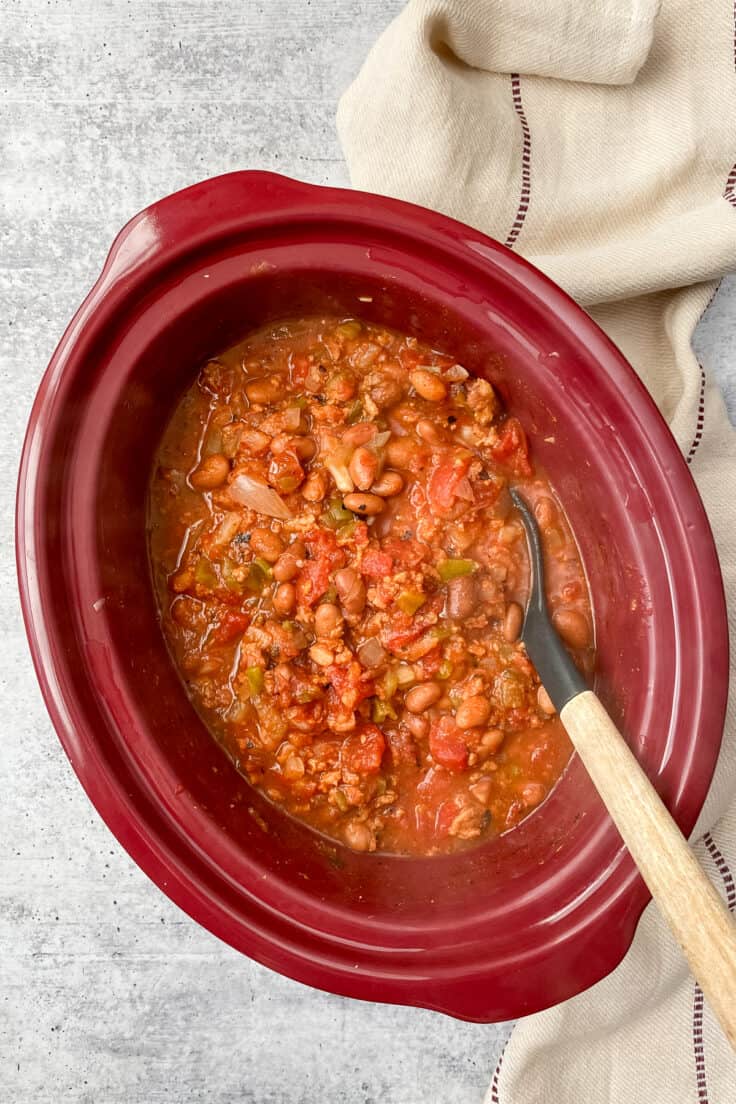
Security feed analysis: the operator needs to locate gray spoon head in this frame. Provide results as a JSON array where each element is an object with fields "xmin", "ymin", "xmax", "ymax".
[{"xmin": 509, "ymin": 487, "xmax": 587, "ymax": 711}]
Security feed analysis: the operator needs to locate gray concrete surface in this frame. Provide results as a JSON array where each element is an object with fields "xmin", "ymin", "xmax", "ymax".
[{"xmin": 1, "ymin": 3, "xmax": 734, "ymax": 1102}]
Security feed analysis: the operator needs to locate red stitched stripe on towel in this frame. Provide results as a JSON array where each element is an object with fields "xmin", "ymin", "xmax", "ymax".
[
  {"xmin": 692, "ymin": 982, "xmax": 710, "ymax": 1103},
  {"xmin": 704, "ymin": 832, "xmax": 736, "ymax": 911},
  {"xmin": 489, "ymin": 1040, "xmax": 508, "ymax": 1103},
  {"xmin": 691, "ymin": 833, "xmax": 736, "ymax": 1100},
  {"xmin": 504, "ymin": 74, "xmax": 531, "ymax": 248},
  {"xmin": 686, "ymin": 363, "xmax": 706, "ymax": 464},
  {"xmin": 724, "ymin": 2, "xmax": 736, "ymax": 205}
]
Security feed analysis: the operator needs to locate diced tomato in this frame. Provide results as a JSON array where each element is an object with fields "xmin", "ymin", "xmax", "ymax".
[
  {"xmin": 268, "ymin": 451, "xmax": 304, "ymax": 493},
  {"xmin": 398, "ymin": 347, "xmax": 422, "ymax": 371},
  {"xmin": 285, "ymin": 699, "xmax": 325, "ymax": 733},
  {"xmin": 353, "ymin": 522, "xmax": 369, "ymax": 546},
  {"xmin": 290, "ymin": 354, "xmax": 310, "ymax": 384},
  {"xmin": 426, "ymin": 453, "xmax": 472, "ymax": 516},
  {"xmin": 211, "ymin": 609, "xmax": 250, "ymax": 645},
  {"xmin": 489, "ymin": 417, "xmax": 532, "ymax": 477},
  {"xmin": 297, "ymin": 528, "xmax": 347, "ymax": 606},
  {"xmin": 381, "ymin": 537, "xmax": 427, "ymax": 568},
  {"xmin": 304, "ymin": 527, "xmax": 346, "ymax": 567},
  {"xmin": 429, "ymin": 716, "xmax": 468, "ymax": 771},
  {"xmin": 341, "ymin": 724, "xmax": 386, "ymax": 775},
  {"xmin": 435, "ymin": 798, "xmax": 461, "ymax": 836},
  {"xmin": 414, "ymin": 647, "xmax": 443, "ymax": 678},
  {"xmin": 296, "ymin": 559, "xmax": 331, "ymax": 607},
  {"xmin": 328, "ymin": 662, "xmax": 375, "ymax": 709},
  {"xmin": 361, "ymin": 546, "xmax": 394, "ymax": 578},
  {"xmin": 387, "ymin": 727, "xmax": 419, "ymax": 768},
  {"xmin": 381, "ymin": 593, "xmax": 443, "ymax": 655}
]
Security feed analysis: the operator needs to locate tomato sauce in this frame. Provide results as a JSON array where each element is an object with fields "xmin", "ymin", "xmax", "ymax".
[{"xmin": 148, "ymin": 317, "xmax": 594, "ymax": 854}]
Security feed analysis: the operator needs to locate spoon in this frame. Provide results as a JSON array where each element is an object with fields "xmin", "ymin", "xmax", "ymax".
[{"xmin": 510, "ymin": 487, "xmax": 736, "ymax": 1048}]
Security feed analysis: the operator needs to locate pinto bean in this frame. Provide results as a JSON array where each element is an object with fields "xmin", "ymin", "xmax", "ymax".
[
  {"xmin": 404, "ymin": 712, "xmax": 429, "ymax": 739},
  {"xmin": 455, "ymin": 695, "xmax": 491, "ymax": 730},
  {"xmin": 244, "ymin": 376, "xmax": 282, "ymax": 404},
  {"xmin": 309, "ymin": 643, "xmax": 334, "ymax": 667},
  {"xmin": 385, "ymin": 436, "xmax": 423, "ymax": 470},
  {"xmin": 410, "ymin": 369, "xmax": 447, "ymax": 402},
  {"xmin": 272, "ymin": 582, "xmax": 296, "ymax": 616},
  {"xmin": 416, "ymin": 418, "xmax": 443, "ymax": 444},
  {"xmin": 314, "ymin": 602, "xmax": 343, "ymax": 637},
  {"xmin": 537, "ymin": 685, "xmax": 556, "ymax": 715},
  {"xmin": 370, "ymin": 470, "xmax": 404, "ymax": 497},
  {"xmin": 503, "ymin": 601, "xmax": 523, "ymax": 642},
  {"xmin": 343, "ymin": 821, "xmax": 375, "ymax": 852},
  {"xmin": 446, "ymin": 575, "xmax": 476, "ymax": 620},
  {"xmin": 274, "ymin": 552, "xmax": 299, "ymax": 581},
  {"xmin": 343, "ymin": 492, "xmax": 385, "ymax": 516},
  {"xmin": 342, "ymin": 422, "xmax": 377, "ymax": 447},
  {"xmin": 521, "ymin": 782, "xmax": 546, "ymax": 807},
  {"xmin": 249, "ymin": 527, "xmax": 285, "ymax": 564},
  {"xmin": 404, "ymin": 682, "xmax": 442, "ymax": 714},
  {"xmin": 190, "ymin": 453, "xmax": 230, "ymax": 489},
  {"xmin": 349, "ymin": 446, "xmax": 379, "ymax": 491},
  {"xmin": 302, "ymin": 469, "xmax": 330, "ymax": 502},
  {"xmin": 481, "ymin": 728, "xmax": 505, "ymax": 753},
  {"xmin": 553, "ymin": 608, "xmax": 591, "ymax": 649},
  {"xmin": 335, "ymin": 568, "xmax": 366, "ymax": 615},
  {"xmin": 534, "ymin": 496, "xmax": 558, "ymax": 530}
]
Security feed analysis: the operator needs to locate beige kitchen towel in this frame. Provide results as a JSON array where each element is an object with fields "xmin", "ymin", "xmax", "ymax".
[{"xmin": 338, "ymin": 1, "xmax": 736, "ymax": 1100}]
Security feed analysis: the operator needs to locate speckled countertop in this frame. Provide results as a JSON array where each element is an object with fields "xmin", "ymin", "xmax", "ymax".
[{"xmin": 2, "ymin": 3, "xmax": 734, "ymax": 1102}]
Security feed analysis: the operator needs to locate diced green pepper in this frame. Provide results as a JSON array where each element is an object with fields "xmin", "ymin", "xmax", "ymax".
[
  {"xmin": 395, "ymin": 664, "xmax": 416, "ymax": 688},
  {"xmin": 221, "ymin": 556, "xmax": 243, "ymax": 592},
  {"xmin": 202, "ymin": 429, "xmax": 223, "ymax": 456},
  {"xmin": 429, "ymin": 625, "xmax": 452, "ymax": 642},
  {"xmin": 245, "ymin": 559, "xmax": 272, "ymax": 593},
  {"xmin": 381, "ymin": 669, "xmax": 399, "ymax": 700},
  {"xmin": 194, "ymin": 557, "xmax": 218, "ymax": 589},
  {"xmin": 396, "ymin": 590, "xmax": 426, "ymax": 616},
  {"xmin": 335, "ymin": 320, "xmax": 363, "ymax": 340},
  {"xmin": 337, "ymin": 520, "xmax": 357, "ymax": 541},
  {"xmin": 244, "ymin": 666, "xmax": 264, "ymax": 698},
  {"xmin": 274, "ymin": 473, "xmax": 301, "ymax": 493},
  {"xmin": 438, "ymin": 659, "xmax": 453, "ymax": 680},
  {"xmin": 295, "ymin": 685, "xmax": 322, "ymax": 704},
  {"xmin": 322, "ymin": 497, "xmax": 354, "ymax": 529},
  {"xmin": 334, "ymin": 789, "xmax": 349, "ymax": 812},
  {"xmin": 372, "ymin": 699, "xmax": 397, "ymax": 724},
  {"xmin": 437, "ymin": 558, "xmax": 476, "ymax": 582},
  {"xmin": 346, "ymin": 400, "xmax": 364, "ymax": 424}
]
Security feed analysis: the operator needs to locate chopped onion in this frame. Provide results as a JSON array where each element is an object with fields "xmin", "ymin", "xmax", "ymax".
[
  {"xmin": 455, "ymin": 477, "xmax": 475, "ymax": 503},
  {"xmin": 357, "ymin": 636, "xmax": 386, "ymax": 669},
  {"xmin": 370, "ymin": 430, "xmax": 391, "ymax": 449},
  {"xmin": 445, "ymin": 364, "xmax": 469, "ymax": 382},
  {"xmin": 229, "ymin": 472, "xmax": 292, "ymax": 519},
  {"xmin": 282, "ymin": 406, "xmax": 303, "ymax": 431},
  {"xmin": 321, "ymin": 437, "xmax": 355, "ymax": 493}
]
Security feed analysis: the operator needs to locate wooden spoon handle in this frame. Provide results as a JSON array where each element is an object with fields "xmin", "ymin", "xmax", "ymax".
[{"xmin": 560, "ymin": 690, "xmax": 736, "ymax": 1049}]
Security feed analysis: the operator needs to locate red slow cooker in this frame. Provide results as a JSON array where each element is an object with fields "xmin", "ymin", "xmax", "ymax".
[{"xmin": 16, "ymin": 172, "xmax": 728, "ymax": 1021}]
